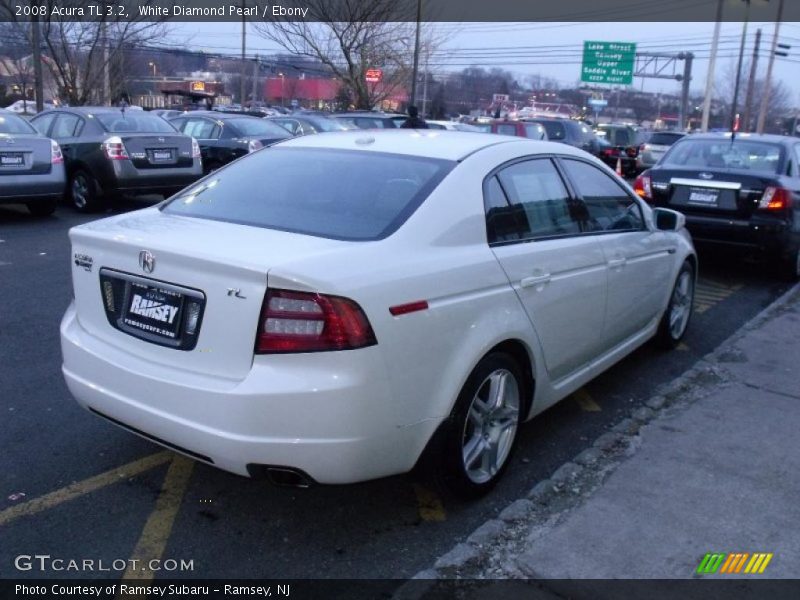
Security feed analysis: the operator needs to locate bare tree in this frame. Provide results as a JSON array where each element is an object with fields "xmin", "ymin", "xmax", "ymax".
[
  {"xmin": 1, "ymin": 1, "xmax": 170, "ymax": 105},
  {"xmin": 716, "ymin": 58, "xmax": 793, "ymax": 132},
  {"xmin": 254, "ymin": 0, "xmax": 430, "ymax": 109}
]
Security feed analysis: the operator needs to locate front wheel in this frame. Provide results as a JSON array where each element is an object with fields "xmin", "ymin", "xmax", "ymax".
[
  {"xmin": 439, "ymin": 353, "xmax": 524, "ymax": 498},
  {"xmin": 656, "ymin": 260, "xmax": 695, "ymax": 349}
]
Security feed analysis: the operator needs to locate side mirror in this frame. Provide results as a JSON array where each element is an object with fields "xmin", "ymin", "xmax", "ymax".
[{"xmin": 653, "ymin": 207, "xmax": 685, "ymax": 232}]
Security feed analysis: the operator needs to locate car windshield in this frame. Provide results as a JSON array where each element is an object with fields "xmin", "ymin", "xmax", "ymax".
[
  {"xmin": 162, "ymin": 147, "xmax": 454, "ymax": 241},
  {"xmin": 534, "ymin": 121, "xmax": 566, "ymax": 140},
  {"xmin": 226, "ymin": 118, "xmax": 290, "ymax": 137},
  {"xmin": 96, "ymin": 112, "xmax": 177, "ymax": 133},
  {"xmin": 0, "ymin": 113, "xmax": 36, "ymax": 134},
  {"xmin": 662, "ymin": 139, "xmax": 784, "ymax": 174}
]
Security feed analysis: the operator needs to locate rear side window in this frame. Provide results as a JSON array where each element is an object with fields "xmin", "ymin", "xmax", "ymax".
[
  {"xmin": 536, "ymin": 121, "xmax": 566, "ymax": 141},
  {"xmin": 51, "ymin": 114, "xmax": 82, "ymax": 138},
  {"xmin": 524, "ymin": 124, "xmax": 546, "ymax": 140},
  {"xmin": 178, "ymin": 118, "xmax": 220, "ymax": 139},
  {"xmin": 495, "ymin": 124, "xmax": 518, "ymax": 136},
  {"xmin": 31, "ymin": 112, "xmax": 56, "ymax": 136},
  {"xmin": 162, "ymin": 148, "xmax": 454, "ymax": 241},
  {"xmin": 560, "ymin": 159, "xmax": 644, "ymax": 232},
  {"xmin": 494, "ymin": 158, "xmax": 581, "ymax": 240}
]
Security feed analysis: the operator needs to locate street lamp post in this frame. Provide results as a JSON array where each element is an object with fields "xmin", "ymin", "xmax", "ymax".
[{"xmin": 148, "ymin": 61, "xmax": 157, "ymax": 77}]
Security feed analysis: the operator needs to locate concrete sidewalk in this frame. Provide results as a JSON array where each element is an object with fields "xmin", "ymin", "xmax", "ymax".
[{"xmin": 405, "ymin": 283, "xmax": 800, "ymax": 591}]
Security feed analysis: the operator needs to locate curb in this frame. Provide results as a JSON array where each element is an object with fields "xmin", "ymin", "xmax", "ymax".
[{"xmin": 397, "ymin": 281, "xmax": 800, "ymax": 589}]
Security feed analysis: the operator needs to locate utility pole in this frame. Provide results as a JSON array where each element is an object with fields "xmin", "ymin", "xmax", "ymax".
[
  {"xmin": 730, "ymin": 0, "xmax": 751, "ymax": 133},
  {"xmin": 410, "ymin": 0, "xmax": 422, "ymax": 107},
  {"xmin": 742, "ymin": 28, "xmax": 761, "ymax": 132},
  {"xmin": 757, "ymin": 0, "xmax": 785, "ymax": 133},
  {"xmin": 251, "ymin": 54, "xmax": 259, "ymax": 105},
  {"xmin": 678, "ymin": 52, "xmax": 693, "ymax": 131},
  {"xmin": 421, "ymin": 51, "xmax": 429, "ymax": 116},
  {"xmin": 101, "ymin": 19, "xmax": 110, "ymax": 105},
  {"xmin": 31, "ymin": 15, "xmax": 44, "ymax": 112},
  {"xmin": 240, "ymin": 1, "xmax": 246, "ymax": 107},
  {"xmin": 701, "ymin": 0, "xmax": 724, "ymax": 132}
]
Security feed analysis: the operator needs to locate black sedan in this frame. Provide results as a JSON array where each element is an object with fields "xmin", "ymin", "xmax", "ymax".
[
  {"xmin": 0, "ymin": 109, "xmax": 65, "ymax": 216},
  {"xmin": 31, "ymin": 107, "xmax": 203, "ymax": 212},
  {"xmin": 634, "ymin": 133, "xmax": 800, "ymax": 279},
  {"xmin": 523, "ymin": 117, "xmax": 602, "ymax": 155},
  {"xmin": 169, "ymin": 112, "xmax": 292, "ymax": 173}
]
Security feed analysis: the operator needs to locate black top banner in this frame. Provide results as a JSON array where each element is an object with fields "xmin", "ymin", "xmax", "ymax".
[{"xmin": 1, "ymin": 0, "xmax": 798, "ymax": 23}]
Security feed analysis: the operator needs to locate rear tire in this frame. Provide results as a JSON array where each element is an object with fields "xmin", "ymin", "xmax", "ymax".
[
  {"xmin": 27, "ymin": 198, "xmax": 57, "ymax": 217},
  {"xmin": 656, "ymin": 260, "xmax": 695, "ymax": 349},
  {"xmin": 438, "ymin": 352, "xmax": 524, "ymax": 499},
  {"xmin": 69, "ymin": 170, "xmax": 104, "ymax": 213}
]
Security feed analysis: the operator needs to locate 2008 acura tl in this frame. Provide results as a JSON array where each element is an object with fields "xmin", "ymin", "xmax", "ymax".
[{"xmin": 61, "ymin": 130, "xmax": 696, "ymax": 497}]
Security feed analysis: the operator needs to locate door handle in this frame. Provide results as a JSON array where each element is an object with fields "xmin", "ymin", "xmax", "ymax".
[
  {"xmin": 608, "ymin": 257, "xmax": 627, "ymax": 269},
  {"xmin": 520, "ymin": 273, "xmax": 551, "ymax": 288}
]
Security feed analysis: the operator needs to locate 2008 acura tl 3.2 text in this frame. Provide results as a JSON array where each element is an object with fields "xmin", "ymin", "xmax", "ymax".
[{"xmin": 61, "ymin": 130, "xmax": 696, "ymax": 497}]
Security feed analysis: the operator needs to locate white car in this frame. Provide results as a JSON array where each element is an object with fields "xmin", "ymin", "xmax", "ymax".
[
  {"xmin": 426, "ymin": 120, "xmax": 482, "ymax": 132},
  {"xmin": 61, "ymin": 130, "xmax": 696, "ymax": 497}
]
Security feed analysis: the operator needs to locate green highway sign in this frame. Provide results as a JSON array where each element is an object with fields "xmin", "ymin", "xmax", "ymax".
[{"xmin": 581, "ymin": 41, "xmax": 636, "ymax": 85}]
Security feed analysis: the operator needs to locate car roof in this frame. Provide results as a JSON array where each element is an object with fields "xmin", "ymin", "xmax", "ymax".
[
  {"xmin": 679, "ymin": 132, "xmax": 794, "ymax": 145},
  {"xmin": 170, "ymin": 111, "xmax": 259, "ymax": 120},
  {"xmin": 276, "ymin": 129, "xmax": 567, "ymax": 161}
]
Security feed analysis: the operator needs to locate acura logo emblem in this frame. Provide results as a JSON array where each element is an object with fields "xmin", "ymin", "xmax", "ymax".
[
  {"xmin": 138, "ymin": 250, "xmax": 155, "ymax": 274},
  {"xmin": 699, "ymin": 172, "xmax": 714, "ymax": 180}
]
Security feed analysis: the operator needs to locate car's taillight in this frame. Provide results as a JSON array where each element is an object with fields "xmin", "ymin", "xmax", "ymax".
[
  {"xmin": 191, "ymin": 137, "xmax": 201, "ymax": 158},
  {"xmin": 50, "ymin": 140, "xmax": 63, "ymax": 164},
  {"xmin": 101, "ymin": 136, "xmax": 129, "ymax": 160},
  {"xmin": 633, "ymin": 172, "xmax": 652, "ymax": 200},
  {"xmin": 247, "ymin": 139, "xmax": 263, "ymax": 153},
  {"xmin": 255, "ymin": 288, "xmax": 377, "ymax": 354},
  {"xmin": 758, "ymin": 186, "xmax": 792, "ymax": 211}
]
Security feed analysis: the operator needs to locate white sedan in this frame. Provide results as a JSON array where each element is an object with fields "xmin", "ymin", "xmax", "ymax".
[{"xmin": 61, "ymin": 130, "xmax": 696, "ymax": 497}]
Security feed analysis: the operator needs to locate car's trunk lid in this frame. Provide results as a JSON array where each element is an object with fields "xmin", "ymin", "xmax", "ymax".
[
  {"xmin": 121, "ymin": 133, "xmax": 194, "ymax": 169},
  {"xmin": 0, "ymin": 134, "xmax": 52, "ymax": 175},
  {"xmin": 69, "ymin": 208, "xmax": 346, "ymax": 380}
]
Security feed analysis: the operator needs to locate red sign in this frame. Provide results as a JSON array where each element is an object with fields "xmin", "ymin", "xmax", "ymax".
[{"xmin": 365, "ymin": 69, "xmax": 383, "ymax": 83}]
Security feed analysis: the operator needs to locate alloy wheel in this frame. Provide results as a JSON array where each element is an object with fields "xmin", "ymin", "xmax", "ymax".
[{"xmin": 669, "ymin": 270, "xmax": 693, "ymax": 339}]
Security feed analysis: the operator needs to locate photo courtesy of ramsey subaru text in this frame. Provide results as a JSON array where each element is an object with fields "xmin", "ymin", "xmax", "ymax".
[{"xmin": 60, "ymin": 130, "xmax": 696, "ymax": 498}]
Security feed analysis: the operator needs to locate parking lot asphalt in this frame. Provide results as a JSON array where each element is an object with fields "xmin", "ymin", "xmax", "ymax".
[{"xmin": 0, "ymin": 202, "xmax": 792, "ymax": 581}]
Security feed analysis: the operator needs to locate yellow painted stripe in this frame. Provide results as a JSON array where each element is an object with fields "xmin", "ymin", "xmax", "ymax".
[
  {"xmin": 120, "ymin": 456, "xmax": 195, "ymax": 582},
  {"xmin": 758, "ymin": 553, "xmax": 773, "ymax": 573},
  {"xmin": 744, "ymin": 554, "xmax": 758, "ymax": 573},
  {"xmin": 694, "ymin": 291, "xmax": 733, "ymax": 301},
  {"xmin": 413, "ymin": 484, "xmax": 446, "ymax": 522},
  {"xmin": 676, "ymin": 342, "xmax": 690, "ymax": 352},
  {"xmin": 720, "ymin": 553, "xmax": 737, "ymax": 574},
  {"xmin": 748, "ymin": 553, "xmax": 766, "ymax": 573},
  {"xmin": 573, "ymin": 388, "xmax": 601, "ymax": 412},
  {"xmin": 0, "ymin": 452, "xmax": 172, "ymax": 527}
]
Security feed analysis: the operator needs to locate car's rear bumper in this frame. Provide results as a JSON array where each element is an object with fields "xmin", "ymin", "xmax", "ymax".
[
  {"xmin": 60, "ymin": 303, "xmax": 436, "ymax": 484},
  {"xmin": 99, "ymin": 160, "xmax": 203, "ymax": 196},
  {"xmin": 0, "ymin": 165, "xmax": 66, "ymax": 203},
  {"xmin": 685, "ymin": 214, "xmax": 796, "ymax": 256}
]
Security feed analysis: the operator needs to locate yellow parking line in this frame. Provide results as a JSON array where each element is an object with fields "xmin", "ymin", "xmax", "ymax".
[
  {"xmin": 121, "ymin": 456, "xmax": 195, "ymax": 582},
  {"xmin": 676, "ymin": 342, "xmax": 690, "ymax": 352},
  {"xmin": 0, "ymin": 452, "xmax": 172, "ymax": 527},
  {"xmin": 413, "ymin": 484, "xmax": 446, "ymax": 522},
  {"xmin": 573, "ymin": 388, "xmax": 601, "ymax": 412}
]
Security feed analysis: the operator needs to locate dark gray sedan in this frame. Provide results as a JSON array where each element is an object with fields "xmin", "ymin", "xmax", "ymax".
[
  {"xmin": 0, "ymin": 109, "xmax": 66, "ymax": 217},
  {"xmin": 31, "ymin": 107, "xmax": 203, "ymax": 212}
]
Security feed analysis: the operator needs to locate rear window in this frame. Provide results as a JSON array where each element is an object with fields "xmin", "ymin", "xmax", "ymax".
[
  {"xmin": 225, "ymin": 118, "xmax": 291, "ymax": 137},
  {"xmin": 0, "ymin": 113, "xmax": 36, "ymax": 134},
  {"xmin": 162, "ymin": 147, "xmax": 454, "ymax": 241},
  {"xmin": 96, "ymin": 113, "xmax": 177, "ymax": 133},
  {"xmin": 534, "ymin": 120, "xmax": 566, "ymax": 141},
  {"xmin": 647, "ymin": 132, "xmax": 684, "ymax": 146},
  {"xmin": 662, "ymin": 139, "xmax": 784, "ymax": 174}
]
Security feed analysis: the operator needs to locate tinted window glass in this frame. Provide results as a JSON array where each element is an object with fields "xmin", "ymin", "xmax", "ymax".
[
  {"xmin": 647, "ymin": 132, "xmax": 684, "ymax": 146},
  {"xmin": 524, "ymin": 123, "xmax": 546, "ymax": 140},
  {"xmin": 180, "ymin": 118, "xmax": 219, "ymax": 139},
  {"xmin": 484, "ymin": 176, "xmax": 528, "ymax": 244},
  {"xmin": 561, "ymin": 159, "xmax": 644, "ymax": 232},
  {"xmin": 496, "ymin": 124, "xmax": 518, "ymax": 136},
  {"xmin": 662, "ymin": 139, "xmax": 783, "ymax": 174},
  {"xmin": 96, "ymin": 113, "xmax": 177, "ymax": 133},
  {"xmin": 472, "ymin": 123, "xmax": 491, "ymax": 133},
  {"xmin": 273, "ymin": 119, "xmax": 299, "ymax": 134},
  {"xmin": 31, "ymin": 112, "xmax": 56, "ymax": 136},
  {"xmin": 307, "ymin": 117, "xmax": 349, "ymax": 132},
  {"xmin": 0, "ymin": 112, "xmax": 36, "ymax": 134},
  {"xmin": 225, "ymin": 118, "xmax": 291, "ymax": 137},
  {"xmin": 535, "ymin": 121, "xmax": 566, "ymax": 140},
  {"xmin": 793, "ymin": 144, "xmax": 800, "ymax": 169},
  {"xmin": 51, "ymin": 114, "xmax": 81, "ymax": 138},
  {"xmin": 496, "ymin": 159, "xmax": 580, "ymax": 239},
  {"xmin": 162, "ymin": 148, "xmax": 453, "ymax": 241}
]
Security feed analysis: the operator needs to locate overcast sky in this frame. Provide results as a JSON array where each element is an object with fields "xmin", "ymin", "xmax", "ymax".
[{"xmin": 170, "ymin": 21, "xmax": 800, "ymax": 105}]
